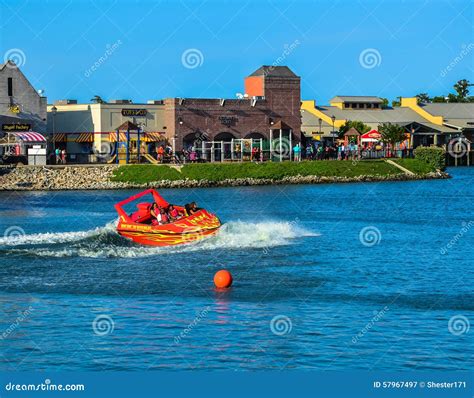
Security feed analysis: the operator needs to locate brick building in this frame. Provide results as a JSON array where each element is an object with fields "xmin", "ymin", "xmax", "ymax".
[{"xmin": 168, "ymin": 65, "xmax": 301, "ymax": 151}]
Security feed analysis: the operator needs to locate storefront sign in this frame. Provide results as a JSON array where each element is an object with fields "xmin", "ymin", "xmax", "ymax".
[
  {"xmin": 2, "ymin": 123, "xmax": 31, "ymax": 132},
  {"xmin": 121, "ymin": 109, "xmax": 147, "ymax": 117},
  {"xmin": 219, "ymin": 116, "xmax": 238, "ymax": 127}
]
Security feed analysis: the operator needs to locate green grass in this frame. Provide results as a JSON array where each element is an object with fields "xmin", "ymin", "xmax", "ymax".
[
  {"xmin": 392, "ymin": 159, "xmax": 436, "ymax": 175},
  {"xmin": 111, "ymin": 160, "xmax": 408, "ymax": 184}
]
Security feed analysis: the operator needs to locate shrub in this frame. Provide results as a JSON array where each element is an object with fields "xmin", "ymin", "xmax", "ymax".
[{"xmin": 414, "ymin": 146, "xmax": 446, "ymax": 170}]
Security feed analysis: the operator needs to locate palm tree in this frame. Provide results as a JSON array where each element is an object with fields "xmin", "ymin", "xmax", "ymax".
[{"xmin": 91, "ymin": 95, "xmax": 105, "ymax": 104}]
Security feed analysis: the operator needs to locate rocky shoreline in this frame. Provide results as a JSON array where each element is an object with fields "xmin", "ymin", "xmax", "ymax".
[{"xmin": 0, "ymin": 165, "xmax": 450, "ymax": 191}]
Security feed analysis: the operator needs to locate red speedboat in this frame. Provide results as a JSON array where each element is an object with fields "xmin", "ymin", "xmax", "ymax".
[{"xmin": 115, "ymin": 189, "xmax": 221, "ymax": 246}]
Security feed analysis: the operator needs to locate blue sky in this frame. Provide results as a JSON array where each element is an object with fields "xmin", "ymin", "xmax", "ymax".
[{"xmin": 1, "ymin": 0, "xmax": 472, "ymax": 104}]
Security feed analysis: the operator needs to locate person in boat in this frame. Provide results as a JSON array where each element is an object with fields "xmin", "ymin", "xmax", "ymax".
[
  {"xmin": 167, "ymin": 204, "xmax": 181, "ymax": 221},
  {"xmin": 150, "ymin": 203, "xmax": 159, "ymax": 219},
  {"xmin": 157, "ymin": 207, "xmax": 169, "ymax": 225},
  {"xmin": 185, "ymin": 202, "xmax": 199, "ymax": 216}
]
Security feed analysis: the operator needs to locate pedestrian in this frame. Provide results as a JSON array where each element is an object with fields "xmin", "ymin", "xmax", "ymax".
[
  {"xmin": 61, "ymin": 148, "xmax": 67, "ymax": 164},
  {"xmin": 55, "ymin": 148, "xmax": 60, "ymax": 164}
]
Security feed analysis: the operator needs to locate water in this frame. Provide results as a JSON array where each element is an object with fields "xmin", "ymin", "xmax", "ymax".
[{"xmin": 0, "ymin": 168, "xmax": 473, "ymax": 371}]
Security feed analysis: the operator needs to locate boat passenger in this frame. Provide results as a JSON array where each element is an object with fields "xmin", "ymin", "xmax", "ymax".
[
  {"xmin": 157, "ymin": 207, "xmax": 169, "ymax": 225},
  {"xmin": 168, "ymin": 204, "xmax": 180, "ymax": 221},
  {"xmin": 185, "ymin": 202, "xmax": 199, "ymax": 216},
  {"xmin": 150, "ymin": 203, "xmax": 159, "ymax": 219}
]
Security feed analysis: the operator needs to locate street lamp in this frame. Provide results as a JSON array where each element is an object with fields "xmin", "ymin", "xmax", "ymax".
[
  {"xmin": 318, "ymin": 118, "xmax": 322, "ymax": 136},
  {"xmin": 331, "ymin": 115, "xmax": 336, "ymax": 144},
  {"xmin": 51, "ymin": 105, "xmax": 57, "ymax": 153}
]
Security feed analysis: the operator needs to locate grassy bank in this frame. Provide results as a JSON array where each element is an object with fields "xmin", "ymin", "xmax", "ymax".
[
  {"xmin": 111, "ymin": 159, "xmax": 437, "ymax": 184},
  {"xmin": 392, "ymin": 159, "xmax": 437, "ymax": 175}
]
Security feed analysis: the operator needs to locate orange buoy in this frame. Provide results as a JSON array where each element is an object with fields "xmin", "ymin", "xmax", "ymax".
[{"xmin": 214, "ymin": 270, "xmax": 233, "ymax": 288}]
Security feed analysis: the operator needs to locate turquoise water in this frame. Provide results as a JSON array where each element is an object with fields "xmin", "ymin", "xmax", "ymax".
[{"xmin": 0, "ymin": 168, "xmax": 473, "ymax": 371}]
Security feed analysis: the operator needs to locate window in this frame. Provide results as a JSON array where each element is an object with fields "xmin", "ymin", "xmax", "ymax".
[
  {"xmin": 373, "ymin": 103, "xmax": 379, "ymax": 109},
  {"xmin": 7, "ymin": 77, "xmax": 13, "ymax": 96}
]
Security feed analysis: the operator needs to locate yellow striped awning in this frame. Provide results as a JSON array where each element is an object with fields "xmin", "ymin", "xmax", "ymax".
[
  {"xmin": 143, "ymin": 132, "xmax": 165, "ymax": 142},
  {"xmin": 53, "ymin": 133, "xmax": 67, "ymax": 142},
  {"xmin": 76, "ymin": 133, "xmax": 94, "ymax": 143},
  {"xmin": 109, "ymin": 132, "xmax": 128, "ymax": 142}
]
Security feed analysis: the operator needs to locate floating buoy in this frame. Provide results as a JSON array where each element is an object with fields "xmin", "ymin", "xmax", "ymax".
[{"xmin": 214, "ymin": 270, "xmax": 233, "ymax": 288}]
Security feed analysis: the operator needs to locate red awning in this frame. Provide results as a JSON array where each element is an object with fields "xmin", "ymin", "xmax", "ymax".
[
  {"xmin": 361, "ymin": 129, "xmax": 381, "ymax": 140},
  {"xmin": 11, "ymin": 132, "xmax": 46, "ymax": 142}
]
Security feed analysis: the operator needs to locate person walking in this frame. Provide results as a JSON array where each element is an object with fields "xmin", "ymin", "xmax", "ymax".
[
  {"xmin": 293, "ymin": 143, "xmax": 301, "ymax": 161},
  {"xmin": 61, "ymin": 148, "xmax": 67, "ymax": 164}
]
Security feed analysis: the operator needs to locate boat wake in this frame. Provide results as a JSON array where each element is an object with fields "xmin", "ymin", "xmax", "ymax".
[{"xmin": 0, "ymin": 220, "xmax": 318, "ymax": 258}]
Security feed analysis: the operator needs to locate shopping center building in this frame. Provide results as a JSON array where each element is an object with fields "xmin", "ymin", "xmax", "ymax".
[
  {"xmin": 47, "ymin": 66, "xmax": 301, "ymax": 163},
  {"xmin": 301, "ymin": 96, "xmax": 473, "ymax": 147}
]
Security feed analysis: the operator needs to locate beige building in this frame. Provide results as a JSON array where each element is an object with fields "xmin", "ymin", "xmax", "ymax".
[{"xmin": 47, "ymin": 99, "xmax": 171, "ymax": 162}]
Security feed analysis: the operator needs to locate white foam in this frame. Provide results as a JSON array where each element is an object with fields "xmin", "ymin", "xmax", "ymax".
[
  {"xmin": 0, "ymin": 221, "xmax": 118, "ymax": 246},
  {"xmin": 2, "ymin": 220, "xmax": 318, "ymax": 259}
]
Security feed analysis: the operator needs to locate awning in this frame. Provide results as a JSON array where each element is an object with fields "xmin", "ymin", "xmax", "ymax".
[
  {"xmin": 109, "ymin": 132, "xmax": 128, "ymax": 142},
  {"xmin": 76, "ymin": 133, "xmax": 94, "ymax": 143},
  {"xmin": 143, "ymin": 132, "xmax": 166, "ymax": 142},
  {"xmin": 53, "ymin": 133, "xmax": 67, "ymax": 142},
  {"xmin": 12, "ymin": 132, "xmax": 46, "ymax": 142},
  {"xmin": 361, "ymin": 129, "xmax": 381, "ymax": 142}
]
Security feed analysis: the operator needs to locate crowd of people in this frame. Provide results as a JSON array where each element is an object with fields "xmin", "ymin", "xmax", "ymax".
[
  {"xmin": 149, "ymin": 202, "xmax": 198, "ymax": 225},
  {"xmin": 153, "ymin": 140, "xmax": 410, "ymax": 164}
]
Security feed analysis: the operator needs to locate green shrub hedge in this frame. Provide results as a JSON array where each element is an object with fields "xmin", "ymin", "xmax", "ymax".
[{"xmin": 413, "ymin": 146, "xmax": 446, "ymax": 170}]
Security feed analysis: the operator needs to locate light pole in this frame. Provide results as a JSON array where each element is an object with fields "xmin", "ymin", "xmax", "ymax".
[
  {"xmin": 318, "ymin": 118, "xmax": 322, "ymax": 137},
  {"xmin": 51, "ymin": 105, "xmax": 57, "ymax": 154}
]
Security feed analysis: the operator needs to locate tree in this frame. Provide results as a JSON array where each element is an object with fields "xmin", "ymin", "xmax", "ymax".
[
  {"xmin": 91, "ymin": 95, "xmax": 105, "ymax": 104},
  {"xmin": 432, "ymin": 96, "xmax": 447, "ymax": 103},
  {"xmin": 416, "ymin": 93, "xmax": 431, "ymax": 103},
  {"xmin": 453, "ymin": 79, "xmax": 472, "ymax": 101},
  {"xmin": 392, "ymin": 97, "xmax": 402, "ymax": 108},
  {"xmin": 447, "ymin": 93, "xmax": 459, "ymax": 103},
  {"xmin": 378, "ymin": 123, "xmax": 406, "ymax": 153},
  {"xmin": 338, "ymin": 120, "xmax": 370, "ymax": 138},
  {"xmin": 380, "ymin": 98, "xmax": 390, "ymax": 109}
]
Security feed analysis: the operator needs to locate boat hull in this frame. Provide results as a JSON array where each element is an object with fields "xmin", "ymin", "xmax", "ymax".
[{"xmin": 117, "ymin": 209, "xmax": 221, "ymax": 246}]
